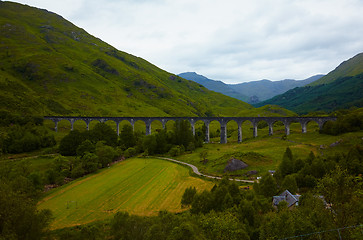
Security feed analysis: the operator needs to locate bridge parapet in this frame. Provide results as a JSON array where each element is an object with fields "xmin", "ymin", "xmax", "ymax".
[{"xmin": 44, "ymin": 116, "xmax": 337, "ymax": 143}]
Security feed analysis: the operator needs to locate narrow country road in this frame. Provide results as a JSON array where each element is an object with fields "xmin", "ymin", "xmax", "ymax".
[{"xmin": 155, "ymin": 157, "xmax": 255, "ymax": 183}]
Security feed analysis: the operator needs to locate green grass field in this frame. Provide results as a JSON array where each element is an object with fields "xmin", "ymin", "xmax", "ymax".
[
  {"xmin": 176, "ymin": 127, "xmax": 363, "ymax": 178},
  {"xmin": 37, "ymin": 158, "xmax": 214, "ymax": 229}
]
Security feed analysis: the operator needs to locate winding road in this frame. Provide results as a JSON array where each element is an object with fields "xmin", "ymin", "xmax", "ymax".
[{"xmin": 155, "ymin": 157, "xmax": 255, "ymax": 183}]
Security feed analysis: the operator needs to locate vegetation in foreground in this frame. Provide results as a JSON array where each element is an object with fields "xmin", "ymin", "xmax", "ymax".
[{"xmin": 0, "ymin": 108, "xmax": 362, "ymax": 239}]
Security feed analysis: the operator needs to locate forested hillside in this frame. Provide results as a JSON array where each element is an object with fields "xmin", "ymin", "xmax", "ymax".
[{"xmin": 257, "ymin": 53, "xmax": 363, "ymax": 113}]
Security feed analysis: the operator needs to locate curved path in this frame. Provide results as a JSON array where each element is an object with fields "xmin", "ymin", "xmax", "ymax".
[{"xmin": 155, "ymin": 157, "xmax": 255, "ymax": 183}]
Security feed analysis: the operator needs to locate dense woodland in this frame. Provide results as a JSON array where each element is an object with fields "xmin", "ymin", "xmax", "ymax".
[{"xmin": 0, "ymin": 108, "xmax": 362, "ymax": 239}]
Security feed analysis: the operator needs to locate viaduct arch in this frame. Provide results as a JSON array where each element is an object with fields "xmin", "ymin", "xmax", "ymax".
[{"xmin": 44, "ymin": 116, "xmax": 337, "ymax": 144}]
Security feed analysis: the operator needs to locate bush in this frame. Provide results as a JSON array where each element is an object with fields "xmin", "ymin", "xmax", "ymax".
[
  {"xmin": 181, "ymin": 187, "xmax": 197, "ymax": 207},
  {"xmin": 76, "ymin": 139, "xmax": 95, "ymax": 157},
  {"xmin": 96, "ymin": 141, "xmax": 117, "ymax": 167},
  {"xmin": 90, "ymin": 123, "xmax": 118, "ymax": 147},
  {"xmin": 124, "ymin": 147, "xmax": 136, "ymax": 158},
  {"xmin": 59, "ymin": 130, "xmax": 86, "ymax": 156},
  {"xmin": 71, "ymin": 165, "xmax": 85, "ymax": 179},
  {"xmin": 3, "ymin": 125, "xmax": 56, "ymax": 154},
  {"xmin": 81, "ymin": 152, "xmax": 99, "ymax": 174},
  {"xmin": 169, "ymin": 145, "xmax": 184, "ymax": 157},
  {"xmin": 321, "ymin": 109, "xmax": 363, "ymax": 135}
]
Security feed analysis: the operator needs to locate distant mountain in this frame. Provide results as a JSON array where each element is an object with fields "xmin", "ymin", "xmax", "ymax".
[
  {"xmin": 178, "ymin": 72, "xmax": 249, "ymax": 102},
  {"xmin": 256, "ymin": 53, "xmax": 363, "ymax": 114},
  {"xmin": 178, "ymin": 72, "xmax": 323, "ymax": 104},
  {"xmin": 231, "ymin": 75, "xmax": 323, "ymax": 103}
]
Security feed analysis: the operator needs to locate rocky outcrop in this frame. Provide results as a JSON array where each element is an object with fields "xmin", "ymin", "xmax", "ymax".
[{"xmin": 224, "ymin": 158, "xmax": 248, "ymax": 172}]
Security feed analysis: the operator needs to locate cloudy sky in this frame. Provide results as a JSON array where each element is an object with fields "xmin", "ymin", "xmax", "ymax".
[{"xmin": 10, "ymin": 0, "xmax": 363, "ymax": 83}]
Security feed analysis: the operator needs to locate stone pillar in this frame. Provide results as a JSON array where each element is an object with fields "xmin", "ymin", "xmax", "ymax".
[
  {"xmin": 205, "ymin": 122, "xmax": 210, "ymax": 143},
  {"xmin": 268, "ymin": 122, "xmax": 273, "ymax": 135},
  {"xmin": 85, "ymin": 120, "xmax": 90, "ymax": 131},
  {"xmin": 116, "ymin": 121, "xmax": 120, "ymax": 136},
  {"xmin": 130, "ymin": 119, "xmax": 135, "ymax": 132},
  {"xmin": 145, "ymin": 121, "xmax": 151, "ymax": 135},
  {"xmin": 318, "ymin": 119, "xmax": 325, "ymax": 130},
  {"xmin": 191, "ymin": 122, "xmax": 195, "ymax": 136},
  {"xmin": 237, "ymin": 122, "xmax": 242, "ymax": 143},
  {"xmin": 253, "ymin": 122, "xmax": 258, "ymax": 137},
  {"xmin": 162, "ymin": 120, "xmax": 166, "ymax": 130},
  {"xmin": 285, "ymin": 123, "xmax": 290, "ymax": 135},
  {"xmin": 70, "ymin": 119, "xmax": 74, "ymax": 131},
  {"xmin": 301, "ymin": 122, "xmax": 307, "ymax": 133},
  {"xmin": 54, "ymin": 120, "xmax": 59, "ymax": 132},
  {"xmin": 220, "ymin": 123, "xmax": 227, "ymax": 144}
]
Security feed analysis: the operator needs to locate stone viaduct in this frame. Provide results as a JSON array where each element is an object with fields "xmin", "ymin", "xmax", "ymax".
[{"xmin": 44, "ymin": 116, "xmax": 337, "ymax": 144}]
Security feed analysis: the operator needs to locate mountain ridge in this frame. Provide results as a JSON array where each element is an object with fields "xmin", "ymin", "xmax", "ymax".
[
  {"xmin": 178, "ymin": 72, "xmax": 323, "ymax": 103},
  {"xmin": 308, "ymin": 52, "xmax": 363, "ymax": 86},
  {"xmin": 256, "ymin": 53, "xmax": 363, "ymax": 113}
]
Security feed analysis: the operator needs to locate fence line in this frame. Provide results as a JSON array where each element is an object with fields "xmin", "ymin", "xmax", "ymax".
[{"xmin": 280, "ymin": 225, "xmax": 363, "ymax": 240}]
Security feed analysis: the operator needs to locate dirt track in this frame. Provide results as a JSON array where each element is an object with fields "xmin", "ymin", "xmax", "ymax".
[{"xmin": 156, "ymin": 157, "xmax": 255, "ymax": 183}]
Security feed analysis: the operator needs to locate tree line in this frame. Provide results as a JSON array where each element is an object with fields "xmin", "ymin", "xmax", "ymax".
[
  {"xmin": 51, "ymin": 145, "xmax": 362, "ymax": 240},
  {"xmin": 0, "ymin": 113, "xmax": 56, "ymax": 154},
  {"xmin": 1, "ymin": 109, "xmax": 362, "ymax": 239},
  {"xmin": 43, "ymin": 120, "xmax": 204, "ymax": 187}
]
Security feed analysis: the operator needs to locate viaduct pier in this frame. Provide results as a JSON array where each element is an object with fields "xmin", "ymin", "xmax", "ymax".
[{"xmin": 44, "ymin": 116, "xmax": 337, "ymax": 144}]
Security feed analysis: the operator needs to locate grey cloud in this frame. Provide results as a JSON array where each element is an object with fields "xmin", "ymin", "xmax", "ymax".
[{"xmin": 11, "ymin": 0, "xmax": 363, "ymax": 83}]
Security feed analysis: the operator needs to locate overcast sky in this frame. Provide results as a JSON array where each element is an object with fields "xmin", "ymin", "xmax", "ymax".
[{"xmin": 10, "ymin": 0, "xmax": 363, "ymax": 83}]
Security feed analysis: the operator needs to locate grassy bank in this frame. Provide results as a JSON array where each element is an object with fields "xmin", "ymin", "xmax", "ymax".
[{"xmin": 175, "ymin": 128, "xmax": 363, "ymax": 178}]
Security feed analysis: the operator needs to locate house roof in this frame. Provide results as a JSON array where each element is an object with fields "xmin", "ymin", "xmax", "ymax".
[{"xmin": 273, "ymin": 190, "xmax": 301, "ymax": 207}]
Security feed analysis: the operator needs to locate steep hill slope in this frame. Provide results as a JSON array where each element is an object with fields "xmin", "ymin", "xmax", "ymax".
[
  {"xmin": 257, "ymin": 53, "xmax": 363, "ymax": 114},
  {"xmin": 1, "ymin": 2, "xmax": 274, "ymax": 117},
  {"xmin": 309, "ymin": 53, "xmax": 363, "ymax": 86},
  {"xmin": 179, "ymin": 72, "xmax": 322, "ymax": 103}
]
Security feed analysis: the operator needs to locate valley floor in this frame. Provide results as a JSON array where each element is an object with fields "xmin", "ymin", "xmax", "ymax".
[{"xmin": 37, "ymin": 158, "xmax": 214, "ymax": 229}]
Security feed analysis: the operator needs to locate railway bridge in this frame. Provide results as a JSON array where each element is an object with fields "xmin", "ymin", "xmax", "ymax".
[{"xmin": 44, "ymin": 116, "xmax": 337, "ymax": 143}]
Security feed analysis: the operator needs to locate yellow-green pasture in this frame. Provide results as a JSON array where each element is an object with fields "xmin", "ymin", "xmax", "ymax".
[{"xmin": 38, "ymin": 158, "xmax": 214, "ymax": 229}]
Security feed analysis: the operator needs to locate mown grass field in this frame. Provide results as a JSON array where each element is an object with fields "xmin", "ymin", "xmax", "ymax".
[{"xmin": 37, "ymin": 158, "xmax": 214, "ymax": 229}]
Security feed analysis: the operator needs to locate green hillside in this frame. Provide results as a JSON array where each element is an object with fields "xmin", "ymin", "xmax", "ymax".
[
  {"xmin": 257, "ymin": 53, "xmax": 363, "ymax": 113},
  {"xmin": 309, "ymin": 53, "xmax": 363, "ymax": 86},
  {"xmin": 0, "ymin": 2, "xmax": 280, "ymax": 117}
]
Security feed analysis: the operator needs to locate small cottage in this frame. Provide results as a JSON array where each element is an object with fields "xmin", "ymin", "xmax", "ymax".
[{"xmin": 273, "ymin": 190, "xmax": 301, "ymax": 209}]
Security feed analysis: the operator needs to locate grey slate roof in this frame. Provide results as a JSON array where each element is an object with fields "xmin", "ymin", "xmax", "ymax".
[{"xmin": 273, "ymin": 190, "xmax": 301, "ymax": 208}]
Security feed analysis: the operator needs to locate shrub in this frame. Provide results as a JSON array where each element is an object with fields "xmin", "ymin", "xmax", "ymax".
[
  {"xmin": 81, "ymin": 152, "xmax": 99, "ymax": 174},
  {"xmin": 96, "ymin": 141, "xmax": 117, "ymax": 167},
  {"xmin": 59, "ymin": 130, "xmax": 86, "ymax": 156},
  {"xmin": 181, "ymin": 187, "xmax": 197, "ymax": 207},
  {"xmin": 169, "ymin": 145, "xmax": 184, "ymax": 157},
  {"xmin": 124, "ymin": 147, "xmax": 136, "ymax": 158}
]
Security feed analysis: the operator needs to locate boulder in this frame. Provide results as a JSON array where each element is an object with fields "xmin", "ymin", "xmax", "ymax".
[
  {"xmin": 224, "ymin": 158, "xmax": 248, "ymax": 172},
  {"xmin": 329, "ymin": 139, "xmax": 342, "ymax": 147}
]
